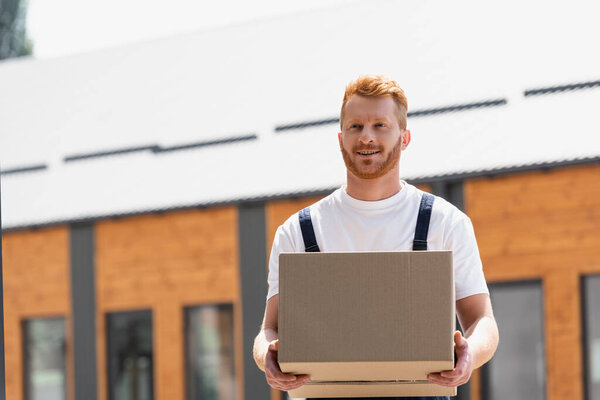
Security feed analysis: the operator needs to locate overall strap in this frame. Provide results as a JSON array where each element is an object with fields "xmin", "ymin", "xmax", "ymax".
[
  {"xmin": 413, "ymin": 192, "xmax": 435, "ymax": 251},
  {"xmin": 298, "ymin": 207, "xmax": 321, "ymax": 252}
]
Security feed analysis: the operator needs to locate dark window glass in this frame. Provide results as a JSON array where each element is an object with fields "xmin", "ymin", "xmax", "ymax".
[
  {"xmin": 481, "ymin": 281, "xmax": 545, "ymax": 400},
  {"xmin": 23, "ymin": 317, "xmax": 67, "ymax": 400},
  {"xmin": 583, "ymin": 274, "xmax": 600, "ymax": 400},
  {"xmin": 185, "ymin": 304, "xmax": 235, "ymax": 400},
  {"xmin": 107, "ymin": 310, "xmax": 153, "ymax": 400}
]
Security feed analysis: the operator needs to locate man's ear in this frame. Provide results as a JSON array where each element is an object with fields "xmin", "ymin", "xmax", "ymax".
[
  {"xmin": 402, "ymin": 129, "xmax": 411, "ymax": 149},
  {"xmin": 338, "ymin": 132, "xmax": 342, "ymax": 146}
]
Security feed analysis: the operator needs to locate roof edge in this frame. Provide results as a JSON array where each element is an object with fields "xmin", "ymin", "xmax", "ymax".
[{"xmin": 2, "ymin": 157, "xmax": 598, "ymax": 233}]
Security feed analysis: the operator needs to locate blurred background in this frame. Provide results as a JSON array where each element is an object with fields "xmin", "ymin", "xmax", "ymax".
[{"xmin": 1, "ymin": 0, "xmax": 600, "ymax": 399}]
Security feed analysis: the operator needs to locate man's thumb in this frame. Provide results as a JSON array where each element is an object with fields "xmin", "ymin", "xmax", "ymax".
[
  {"xmin": 268, "ymin": 339, "xmax": 279, "ymax": 351},
  {"xmin": 454, "ymin": 331, "xmax": 467, "ymax": 347}
]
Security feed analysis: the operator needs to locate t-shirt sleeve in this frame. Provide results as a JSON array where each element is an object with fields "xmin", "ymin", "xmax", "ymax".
[
  {"xmin": 266, "ymin": 223, "xmax": 297, "ymax": 301},
  {"xmin": 445, "ymin": 215, "xmax": 489, "ymax": 300}
]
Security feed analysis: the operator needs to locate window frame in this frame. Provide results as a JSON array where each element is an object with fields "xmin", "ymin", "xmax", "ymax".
[
  {"xmin": 581, "ymin": 273, "xmax": 600, "ymax": 400},
  {"xmin": 22, "ymin": 316, "xmax": 68, "ymax": 400},
  {"xmin": 480, "ymin": 279, "xmax": 546, "ymax": 400},
  {"xmin": 184, "ymin": 302, "xmax": 236, "ymax": 400},
  {"xmin": 106, "ymin": 309, "xmax": 154, "ymax": 400}
]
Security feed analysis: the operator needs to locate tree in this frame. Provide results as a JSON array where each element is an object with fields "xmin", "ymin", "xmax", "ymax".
[{"xmin": 0, "ymin": 0, "xmax": 33, "ymax": 60}]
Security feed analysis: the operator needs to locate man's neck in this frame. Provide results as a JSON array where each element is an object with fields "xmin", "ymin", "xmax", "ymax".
[{"xmin": 345, "ymin": 170, "xmax": 403, "ymax": 201}]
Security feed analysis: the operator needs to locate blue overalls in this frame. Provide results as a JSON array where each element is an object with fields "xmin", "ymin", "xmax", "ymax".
[{"xmin": 297, "ymin": 192, "xmax": 451, "ymax": 400}]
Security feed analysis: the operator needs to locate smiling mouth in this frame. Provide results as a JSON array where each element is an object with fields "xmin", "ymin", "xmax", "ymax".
[{"xmin": 357, "ymin": 150, "xmax": 380, "ymax": 155}]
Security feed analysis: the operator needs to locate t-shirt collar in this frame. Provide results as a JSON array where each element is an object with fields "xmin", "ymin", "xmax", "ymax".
[{"xmin": 339, "ymin": 180, "xmax": 410, "ymax": 211}]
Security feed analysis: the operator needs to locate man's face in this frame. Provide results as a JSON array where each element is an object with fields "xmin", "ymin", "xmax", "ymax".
[{"xmin": 339, "ymin": 95, "xmax": 408, "ymax": 180}]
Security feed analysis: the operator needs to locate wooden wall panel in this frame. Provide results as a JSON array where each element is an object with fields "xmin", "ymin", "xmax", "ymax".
[
  {"xmin": 1, "ymin": 226, "xmax": 72, "ymax": 400},
  {"xmin": 466, "ymin": 165, "xmax": 600, "ymax": 272},
  {"xmin": 544, "ymin": 271, "xmax": 583, "ymax": 400},
  {"xmin": 465, "ymin": 164, "xmax": 600, "ymax": 400},
  {"xmin": 416, "ymin": 183, "xmax": 432, "ymax": 194},
  {"xmin": 95, "ymin": 207, "xmax": 240, "ymax": 400}
]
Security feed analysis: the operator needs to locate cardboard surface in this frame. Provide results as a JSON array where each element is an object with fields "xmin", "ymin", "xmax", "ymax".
[
  {"xmin": 278, "ymin": 251, "xmax": 456, "ymax": 398},
  {"xmin": 290, "ymin": 382, "xmax": 457, "ymax": 398}
]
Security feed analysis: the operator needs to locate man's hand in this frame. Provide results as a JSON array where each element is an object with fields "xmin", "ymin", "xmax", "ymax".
[
  {"xmin": 264, "ymin": 339, "xmax": 311, "ymax": 391},
  {"xmin": 254, "ymin": 296, "xmax": 310, "ymax": 391},
  {"xmin": 427, "ymin": 331, "xmax": 473, "ymax": 387}
]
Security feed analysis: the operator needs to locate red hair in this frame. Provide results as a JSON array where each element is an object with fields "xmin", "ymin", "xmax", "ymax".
[{"xmin": 340, "ymin": 74, "xmax": 408, "ymax": 129}]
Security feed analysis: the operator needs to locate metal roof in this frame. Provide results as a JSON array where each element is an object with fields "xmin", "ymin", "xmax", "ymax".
[{"xmin": 2, "ymin": 0, "xmax": 600, "ymax": 230}]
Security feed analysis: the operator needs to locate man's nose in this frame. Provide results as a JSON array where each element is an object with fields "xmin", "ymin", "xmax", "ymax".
[{"xmin": 358, "ymin": 127, "xmax": 375, "ymax": 144}]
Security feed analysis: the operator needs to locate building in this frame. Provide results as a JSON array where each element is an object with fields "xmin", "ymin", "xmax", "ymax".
[{"xmin": 1, "ymin": 1, "xmax": 600, "ymax": 399}]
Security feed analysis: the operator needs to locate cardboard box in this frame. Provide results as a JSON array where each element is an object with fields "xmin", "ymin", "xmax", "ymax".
[{"xmin": 278, "ymin": 251, "xmax": 456, "ymax": 398}]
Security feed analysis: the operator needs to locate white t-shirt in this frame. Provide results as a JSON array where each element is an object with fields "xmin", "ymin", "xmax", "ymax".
[{"xmin": 267, "ymin": 181, "xmax": 489, "ymax": 301}]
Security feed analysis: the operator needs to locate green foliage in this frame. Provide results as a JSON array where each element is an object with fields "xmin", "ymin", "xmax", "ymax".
[{"xmin": 0, "ymin": 0, "xmax": 34, "ymax": 60}]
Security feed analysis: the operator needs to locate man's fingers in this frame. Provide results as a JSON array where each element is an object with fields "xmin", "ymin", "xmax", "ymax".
[
  {"xmin": 440, "ymin": 368, "xmax": 464, "ymax": 378},
  {"xmin": 265, "ymin": 352, "xmax": 311, "ymax": 387},
  {"xmin": 428, "ymin": 334, "xmax": 472, "ymax": 387},
  {"xmin": 265, "ymin": 351, "xmax": 295, "ymax": 381},
  {"xmin": 266, "ymin": 362, "xmax": 296, "ymax": 381},
  {"xmin": 264, "ymin": 339, "xmax": 310, "ymax": 390},
  {"xmin": 272, "ymin": 381, "xmax": 305, "ymax": 391},
  {"xmin": 427, "ymin": 375, "xmax": 466, "ymax": 387},
  {"xmin": 428, "ymin": 371, "xmax": 467, "ymax": 387},
  {"xmin": 263, "ymin": 339, "xmax": 311, "ymax": 391},
  {"xmin": 434, "ymin": 330, "xmax": 471, "ymax": 381},
  {"xmin": 267, "ymin": 366, "xmax": 296, "ymax": 381},
  {"xmin": 440, "ymin": 369, "xmax": 457, "ymax": 378},
  {"xmin": 427, "ymin": 372, "xmax": 454, "ymax": 386},
  {"xmin": 441, "ymin": 354, "xmax": 467, "ymax": 378},
  {"xmin": 269, "ymin": 374, "xmax": 311, "ymax": 391},
  {"xmin": 283, "ymin": 376, "xmax": 311, "ymax": 389}
]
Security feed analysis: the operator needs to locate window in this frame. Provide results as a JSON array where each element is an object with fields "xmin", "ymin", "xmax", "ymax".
[
  {"xmin": 23, "ymin": 317, "xmax": 67, "ymax": 400},
  {"xmin": 583, "ymin": 274, "xmax": 600, "ymax": 400},
  {"xmin": 481, "ymin": 281, "xmax": 545, "ymax": 399},
  {"xmin": 185, "ymin": 304, "xmax": 235, "ymax": 400},
  {"xmin": 107, "ymin": 310, "xmax": 153, "ymax": 400}
]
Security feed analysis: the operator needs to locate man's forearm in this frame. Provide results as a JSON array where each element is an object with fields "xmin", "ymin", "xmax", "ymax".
[
  {"xmin": 253, "ymin": 327, "xmax": 279, "ymax": 372},
  {"xmin": 464, "ymin": 315, "xmax": 499, "ymax": 369}
]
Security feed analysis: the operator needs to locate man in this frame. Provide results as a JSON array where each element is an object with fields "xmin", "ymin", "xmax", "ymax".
[{"xmin": 253, "ymin": 74, "xmax": 499, "ymax": 400}]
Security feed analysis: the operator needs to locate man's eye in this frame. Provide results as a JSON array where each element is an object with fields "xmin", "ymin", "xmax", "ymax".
[
  {"xmin": 376, "ymin": 123, "xmax": 386, "ymax": 127},
  {"xmin": 350, "ymin": 124, "xmax": 361, "ymax": 129}
]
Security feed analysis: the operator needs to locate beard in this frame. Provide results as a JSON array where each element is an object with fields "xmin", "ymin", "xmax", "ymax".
[{"xmin": 340, "ymin": 135, "xmax": 403, "ymax": 180}]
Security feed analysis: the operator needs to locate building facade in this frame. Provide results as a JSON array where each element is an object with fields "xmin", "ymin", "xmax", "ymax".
[{"xmin": 2, "ymin": 162, "xmax": 600, "ymax": 400}]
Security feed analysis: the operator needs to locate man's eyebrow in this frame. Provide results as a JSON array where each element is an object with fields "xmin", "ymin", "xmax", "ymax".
[{"xmin": 372, "ymin": 117, "xmax": 392, "ymax": 122}]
